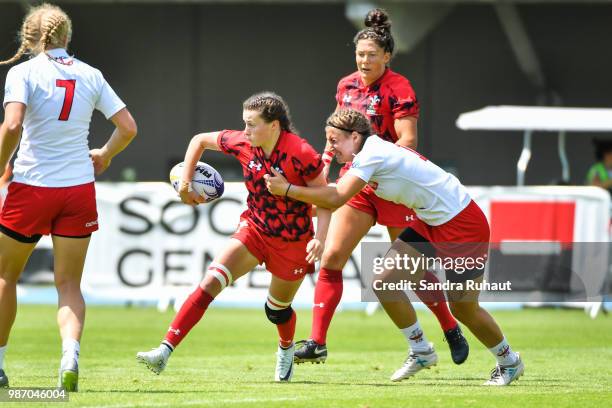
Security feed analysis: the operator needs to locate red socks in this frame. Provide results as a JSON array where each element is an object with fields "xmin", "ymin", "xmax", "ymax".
[
  {"xmin": 310, "ymin": 268, "xmax": 343, "ymax": 345},
  {"xmin": 162, "ymin": 271, "xmax": 455, "ymax": 353},
  {"xmin": 277, "ymin": 310, "xmax": 297, "ymax": 348},
  {"xmin": 164, "ymin": 286, "xmax": 214, "ymax": 348},
  {"xmin": 414, "ymin": 271, "xmax": 457, "ymax": 331}
]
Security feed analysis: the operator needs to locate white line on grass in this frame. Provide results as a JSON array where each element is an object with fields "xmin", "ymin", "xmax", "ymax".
[{"xmin": 79, "ymin": 396, "xmax": 302, "ymax": 408}]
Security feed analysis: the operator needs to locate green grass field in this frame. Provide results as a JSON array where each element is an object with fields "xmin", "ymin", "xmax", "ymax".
[{"xmin": 1, "ymin": 305, "xmax": 611, "ymax": 407}]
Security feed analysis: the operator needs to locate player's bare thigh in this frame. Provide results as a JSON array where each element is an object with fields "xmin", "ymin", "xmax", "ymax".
[
  {"xmin": 269, "ymin": 274, "xmax": 305, "ymax": 304},
  {"xmin": 375, "ymin": 239, "xmax": 426, "ymax": 293},
  {"xmin": 321, "ymin": 205, "xmax": 374, "ymax": 270},
  {"xmin": 0, "ymin": 232, "xmax": 37, "ymax": 283},
  {"xmin": 386, "ymin": 226, "xmax": 404, "ymax": 242},
  {"xmin": 199, "ymin": 238, "xmax": 260, "ymax": 296},
  {"xmin": 52, "ymin": 235, "xmax": 91, "ymax": 286}
]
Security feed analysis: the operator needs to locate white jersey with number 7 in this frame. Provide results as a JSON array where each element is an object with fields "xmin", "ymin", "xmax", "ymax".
[{"xmin": 2, "ymin": 48, "xmax": 125, "ymax": 187}]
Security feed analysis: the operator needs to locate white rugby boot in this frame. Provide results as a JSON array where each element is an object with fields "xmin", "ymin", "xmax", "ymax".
[
  {"xmin": 275, "ymin": 343, "xmax": 295, "ymax": 382},
  {"xmin": 136, "ymin": 344, "xmax": 172, "ymax": 375},
  {"xmin": 390, "ymin": 343, "xmax": 438, "ymax": 382},
  {"xmin": 484, "ymin": 353, "xmax": 524, "ymax": 386}
]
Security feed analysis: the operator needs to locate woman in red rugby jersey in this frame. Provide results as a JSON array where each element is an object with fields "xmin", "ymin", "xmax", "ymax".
[
  {"xmin": 137, "ymin": 92, "xmax": 331, "ymax": 383},
  {"xmin": 294, "ymin": 8, "xmax": 467, "ymax": 366}
]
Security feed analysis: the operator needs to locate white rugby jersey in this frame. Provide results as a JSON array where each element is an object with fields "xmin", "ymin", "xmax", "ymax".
[
  {"xmin": 346, "ymin": 136, "xmax": 471, "ymax": 226},
  {"xmin": 3, "ymin": 48, "xmax": 125, "ymax": 187}
]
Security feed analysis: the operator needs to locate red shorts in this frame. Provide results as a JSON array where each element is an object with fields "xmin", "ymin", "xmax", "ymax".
[
  {"xmin": 406, "ymin": 200, "xmax": 490, "ymax": 259},
  {"xmin": 347, "ymin": 185, "xmax": 417, "ymax": 227},
  {"xmin": 232, "ymin": 217, "xmax": 315, "ymax": 281},
  {"xmin": 339, "ymin": 163, "xmax": 415, "ymax": 227},
  {"xmin": 0, "ymin": 182, "xmax": 98, "ymax": 238}
]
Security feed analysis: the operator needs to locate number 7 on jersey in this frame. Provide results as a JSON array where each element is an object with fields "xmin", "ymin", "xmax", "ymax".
[{"xmin": 56, "ymin": 79, "xmax": 76, "ymax": 121}]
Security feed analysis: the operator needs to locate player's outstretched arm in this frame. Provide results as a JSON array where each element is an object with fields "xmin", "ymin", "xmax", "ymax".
[
  {"xmin": 178, "ymin": 132, "xmax": 221, "ymax": 205},
  {"xmin": 90, "ymin": 107, "xmax": 137, "ymax": 175},
  {"xmin": 265, "ymin": 168, "xmax": 366, "ymax": 209},
  {"xmin": 0, "ymin": 102, "xmax": 25, "ymax": 171}
]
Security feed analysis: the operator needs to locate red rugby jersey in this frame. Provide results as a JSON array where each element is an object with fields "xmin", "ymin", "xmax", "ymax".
[
  {"xmin": 335, "ymin": 68, "xmax": 420, "ymax": 143},
  {"xmin": 217, "ymin": 130, "xmax": 323, "ymax": 241}
]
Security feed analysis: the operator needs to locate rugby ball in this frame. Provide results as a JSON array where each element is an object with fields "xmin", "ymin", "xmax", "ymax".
[{"xmin": 169, "ymin": 161, "xmax": 224, "ymax": 202}]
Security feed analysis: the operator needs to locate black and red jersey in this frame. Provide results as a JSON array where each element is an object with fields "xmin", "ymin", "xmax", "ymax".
[
  {"xmin": 217, "ymin": 130, "xmax": 323, "ymax": 242},
  {"xmin": 335, "ymin": 68, "xmax": 420, "ymax": 143}
]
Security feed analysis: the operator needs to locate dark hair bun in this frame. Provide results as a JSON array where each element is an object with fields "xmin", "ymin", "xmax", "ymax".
[{"xmin": 364, "ymin": 8, "xmax": 391, "ymax": 31}]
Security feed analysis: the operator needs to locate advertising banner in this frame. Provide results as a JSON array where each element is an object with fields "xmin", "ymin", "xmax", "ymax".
[{"xmin": 17, "ymin": 184, "xmax": 610, "ymax": 308}]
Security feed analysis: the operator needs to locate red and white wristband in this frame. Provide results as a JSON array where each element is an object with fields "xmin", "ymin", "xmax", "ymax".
[{"xmin": 322, "ymin": 150, "xmax": 334, "ymax": 166}]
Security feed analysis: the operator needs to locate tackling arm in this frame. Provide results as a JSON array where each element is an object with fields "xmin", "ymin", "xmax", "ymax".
[{"xmin": 266, "ymin": 167, "xmax": 366, "ymax": 209}]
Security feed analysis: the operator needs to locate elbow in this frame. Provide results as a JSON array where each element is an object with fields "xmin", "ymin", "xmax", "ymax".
[
  {"xmin": 126, "ymin": 121, "xmax": 138, "ymax": 139},
  {"xmin": 193, "ymin": 133, "xmax": 215, "ymax": 150},
  {"xmin": 4, "ymin": 121, "xmax": 23, "ymax": 137},
  {"xmin": 191, "ymin": 134, "xmax": 204, "ymax": 148},
  {"xmin": 121, "ymin": 121, "xmax": 138, "ymax": 141},
  {"xmin": 400, "ymin": 137, "xmax": 417, "ymax": 150},
  {"xmin": 328, "ymin": 195, "xmax": 346, "ymax": 210}
]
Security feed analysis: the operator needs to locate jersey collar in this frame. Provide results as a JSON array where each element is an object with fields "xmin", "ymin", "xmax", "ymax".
[
  {"xmin": 253, "ymin": 130, "xmax": 286, "ymax": 171},
  {"xmin": 45, "ymin": 48, "xmax": 73, "ymax": 65},
  {"xmin": 360, "ymin": 67, "xmax": 390, "ymax": 88}
]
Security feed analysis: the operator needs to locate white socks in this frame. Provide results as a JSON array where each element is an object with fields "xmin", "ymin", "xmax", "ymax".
[
  {"xmin": 401, "ymin": 321, "xmax": 430, "ymax": 353},
  {"xmin": 160, "ymin": 341, "xmax": 174, "ymax": 356},
  {"xmin": 0, "ymin": 345, "xmax": 6, "ymax": 370},
  {"xmin": 488, "ymin": 337, "xmax": 518, "ymax": 366},
  {"xmin": 62, "ymin": 338, "xmax": 80, "ymax": 364}
]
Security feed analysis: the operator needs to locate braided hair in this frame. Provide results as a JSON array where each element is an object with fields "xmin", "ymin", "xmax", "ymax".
[
  {"xmin": 326, "ymin": 108, "xmax": 373, "ymax": 152},
  {"xmin": 353, "ymin": 8, "xmax": 394, "ymax": 55},
  {"xmin": 243, "ymin": 92, "xmax": 296, "ymax": 133},
  {"xmin": 1, "ymin": 3, "xmax": 72, "ymax": 65}
]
